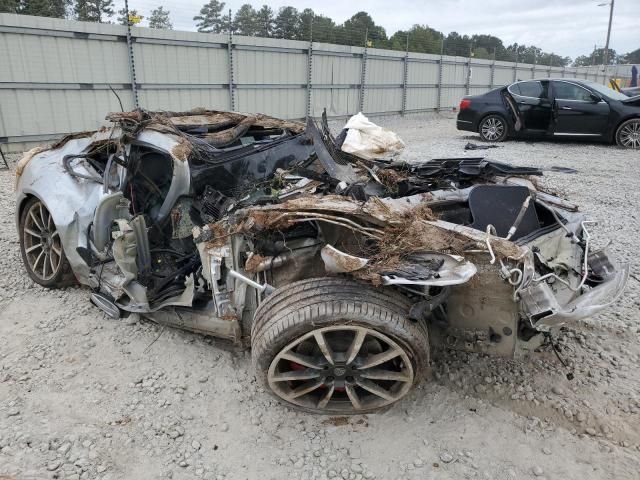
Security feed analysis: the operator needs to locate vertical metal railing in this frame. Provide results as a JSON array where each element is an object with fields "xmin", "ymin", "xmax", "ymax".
[
  {"xmin": 124, "ymin": 0, "xmax": 139, "ymax": 109},
  {"xmin": 227, "ymin": 9, "xmax": 235, "ymax": 111},
  {"xmin": 358, "ymin": 28, "xmax": 368, "ymax": 113}
]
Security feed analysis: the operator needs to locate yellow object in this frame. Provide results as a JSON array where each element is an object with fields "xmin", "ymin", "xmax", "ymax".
[{"xmin": 129, "ymin": 14, "xmax": 143, "ymax": 25}]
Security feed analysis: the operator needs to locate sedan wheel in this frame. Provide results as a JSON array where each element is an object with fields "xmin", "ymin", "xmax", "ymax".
[
  {"xmin": 267, "ymin": 325, "xmax": 415, "ymax": 413},
  {"xmin": 19, "ymin": 197, "xmax": 73, "ymax": 287},
  {"xmin": 479, "ymin": 115, "xmax": 508, "ymax": 142},
  {"xmin": 616, "ymin": 119, "xmax": 640, "ymax": 149}
]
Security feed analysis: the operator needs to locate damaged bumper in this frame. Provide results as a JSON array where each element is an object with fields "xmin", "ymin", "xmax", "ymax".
[{"xmin": 520, "ymin": 260, "xmax": 629, "ymax": 330}]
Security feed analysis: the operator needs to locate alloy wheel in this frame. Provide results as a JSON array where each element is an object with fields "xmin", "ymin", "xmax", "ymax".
[
  {"xmin": 619, "ymin": 120, "xmax": 640, "ymax": 149},
  {"xmin": 267, "ymin": 325, "xmax": 414, "ymax": 413},
  {"xmin": 481, "ymin": 117, "xmax": 505, "ymax": 141},
  {"xmin": 22, "ymin": 200, "xmax": 63, "ymax": 281}
]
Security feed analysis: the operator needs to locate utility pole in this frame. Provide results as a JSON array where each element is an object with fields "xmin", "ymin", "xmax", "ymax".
[{"xmin": 600, "ymin": 0, "xmax": 615, "ymax": 67}]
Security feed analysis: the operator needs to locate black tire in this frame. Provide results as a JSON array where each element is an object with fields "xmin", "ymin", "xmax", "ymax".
[
  {"xmin": 615, "ymin": 118, "xmax": 640, "ymax": 149},
  {"xmin": 19, "ymin": 197, "xmax": 75, "ymax": 288},
  {"xmin": 251, "ymin": 277, "xmax": 429, "ymax": 414},
  {"xmin": 478, "ymin": 114, "xmax": 509, "ymax": 142}
]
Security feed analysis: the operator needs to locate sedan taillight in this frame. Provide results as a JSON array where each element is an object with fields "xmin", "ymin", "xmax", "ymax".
[{"xmin": 459, "ymin": 98, "xmax": 471, "ymax": 110}]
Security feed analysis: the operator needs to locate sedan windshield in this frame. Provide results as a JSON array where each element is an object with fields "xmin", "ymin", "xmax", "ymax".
[{"xmin": 583, "ymin": 80, "xmax": 630, "ymax": 101}]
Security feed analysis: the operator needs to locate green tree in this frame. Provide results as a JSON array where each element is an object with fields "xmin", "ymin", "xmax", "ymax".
[
  {"xmin": 389, "ymin": 24, "xmax": 443, "ymax": 53},
  {"xmin": 273, "ymin": 6, "xmax": 299, "ymax": 39},
  {"xmin": 573, "ymin": 47, "xmax": 617, "ymax": 66},
  {"xmin": 310, "ymin": 13, "xmax": 336, "ymax": 44},
  {"xmin": 297, "ymin": 8, "xmax": 315, "ymax": 41},
  {"xmin": 444, "ymin": 32, "xmax": 472, "ymax": 57},
  {"xmin": 622, "ymin": 48, "xmax": 640, "ymax": 64},
  {"xmin": 16, "ymin": 0, "xmax": 70, "ymax": 18},
  {"xmin": 74, "ymin": 0, "xmax": 114, "ymax": 23},
  {"xmin": 341, "ymin": 11, "xmax": 386, "ymax": 47},
  {"xmin": 0, "ymin": 0, "xmax": 19, "ymax": 13},
  {"xmin": 254, "ymin": 4, "xmax": 274, "ymax": 37},
  {"xmin": 233, "ymin": 4, "xmax": 257, "ymax": 36},
  {"xmin": 148, "ymin": 6, "xmax": 172, "ymax": 29},
  {"xmin": 194, "ymin": 0, "xmax": 226, "ymax": 33}
]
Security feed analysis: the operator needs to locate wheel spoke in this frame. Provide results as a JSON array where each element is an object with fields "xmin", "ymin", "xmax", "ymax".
[
  {"xmin": 271, "ymin": 369, "xmax": 322, "ymax": 382},
  {"xmin": 52, "ymin": 245, "xmax": 62, "ymax": 256},
  {"xmin": 48, "ymin": 252, "xmax": 57, "ymax": 274},
  {"xmin": 288, "ymin": 379, "xmax": 324, "ymax": 399},
  {"xmin": 26, "ymin": 244, "xmax": 43, "ymax": 254},
  {"xmin": 345, "ymin": 329, "xmax": 367, "ymax": 365},
  {"xmin": 313, "ymin": 331, "xmax": 334, "ymax": 365},
  {"xmin": 33, "ymin": 250, "xmax": 45, "ymax": 271},
  {"xmin": 355, "ymin": 378, "xmax": 394, "ymax": 401},
  {"xmin": 358, "ymin": 348, "xmax": 402, "ymax": 369},
  {"xmin": 25, "ymin": 228, "xmax": 42, "ymax": 239},
  {"xmin": 345, "ymin": 383, "xmax": 362, "ymax": 410},
  {"xmin": 359, "ymin": 369, "xmax": 411, "ymax": 382},
  {"xmin": 29, "ymin": 209, "xmax": 44, "ymax": 231},
  {"xmin": 280, "ymin": 351, "xmax": 324, "ymax": 370},
  {"xmin": 38, "ymin": 203, "xmax": 46, "ymax": 231},
  {"xmin": 317, "ymin": 384, "xmax": 335, "ymax": 409},
  {"xmin": 43, "ymin": 253, "xmax": 49, "ymax": 278}
]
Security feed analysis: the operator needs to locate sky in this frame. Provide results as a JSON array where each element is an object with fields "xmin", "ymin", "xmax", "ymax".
[{"xmin": 114, "ymin": 0, "xmax": 638, "ymax": 59}]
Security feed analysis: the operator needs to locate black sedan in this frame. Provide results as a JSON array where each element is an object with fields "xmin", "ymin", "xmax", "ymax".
[{"xmin": 456, "ymin": 78, "xmax": 640, "ymax": 149}]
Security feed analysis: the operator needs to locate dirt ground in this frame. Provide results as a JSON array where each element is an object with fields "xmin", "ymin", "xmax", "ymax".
[{"xmin": 1, "ymin": 115, "xmax": 639, "ymax": 480}]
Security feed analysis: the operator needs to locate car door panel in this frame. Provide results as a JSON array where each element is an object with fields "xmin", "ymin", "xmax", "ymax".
[
  {"xmin": 551, "ymin": 81, "xmax": 611, "ymax": 136},
  {"xmin": 507, "ymin": 81, "xmax": 552, "ymax": 134}
]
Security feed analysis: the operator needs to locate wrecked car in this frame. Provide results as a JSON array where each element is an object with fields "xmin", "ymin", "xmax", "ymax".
[
  {"xmin": 15, "ymin": 109, "xmax": 629, "ymax": 414},
  {"xmin": 457, "ymin": 78, "xmax": 640, "ymax": 149}
]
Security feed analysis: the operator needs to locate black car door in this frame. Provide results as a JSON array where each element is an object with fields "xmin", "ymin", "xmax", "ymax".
[
  {"xmin": 507, "ymin": 80, "xmax": 553, "ymax": 134},
  {"xmin": 550, "ymin": 81, "xmax": 610, "ymax": 136}
]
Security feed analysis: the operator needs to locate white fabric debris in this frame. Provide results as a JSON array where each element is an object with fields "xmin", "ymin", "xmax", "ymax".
[{"xmin": 340, "ymin": 112, "xmax": 405, "ymax": 160}]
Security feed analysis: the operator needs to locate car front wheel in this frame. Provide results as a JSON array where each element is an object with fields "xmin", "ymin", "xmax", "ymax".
[
  {"xmin": 615, "ymin": 118, "xmax": 640, "ymax": 149},
  {"xmin": 478, "ymin": 114, "xmax": 508, "ymax": 142},
  {"xmin": 251, "ymin": 277, "xmax": 429, "ymax": 414},
  {"xmin": 19, "ymin": 197, "xmax": 74, "ymax": 288}
]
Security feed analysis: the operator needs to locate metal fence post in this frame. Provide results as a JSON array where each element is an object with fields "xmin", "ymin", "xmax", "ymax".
[
  {"xmin": 513, "ymin": 51, "xmax": 518, "ymax": 82},
  {"xmin": 437, "ymin": 38, "xmax": 444, "ymax": 112},
  {"xmin": 358, "ymin": 28, "xmax": 368, "ymax": 113},
  {"xmin": 305, "ymin": 17, "xmax": 313, "ymax": 119},
  {"xmin": 490, "ymin": 48, "xmax": 496, "ymax": 89},
  {"xmin": 465, "ymin": 56, "xmax": 471, "ymax": 96},
  {"xmin": 401, "ymin": 33, "xmax": 409, "ymax": 116},
  {"xmin": 124, "ymin": 0, "xmax": 139, "ymax": 109},
  {"xmin": 227, "ymin": 9, "xmax": 235, "ymax": 111}
]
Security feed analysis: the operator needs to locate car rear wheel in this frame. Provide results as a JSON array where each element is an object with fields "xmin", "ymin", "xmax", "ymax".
[
  {"xmin": 251, "ymin": 277, "xmax": 429, "ymax": 414},
  {"xmin": 19, "ymin": 197, "xmax": 74, "ymax": 288},
  {"xmin": 615, "ymin": 118, "xmax": 640, "ymax": 149},
  {"xmin": 478, "ymin": 114, "xmax": 508, "ymax": 142}
]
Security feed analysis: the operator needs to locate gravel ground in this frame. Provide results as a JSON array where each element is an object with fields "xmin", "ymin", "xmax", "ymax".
[{"xmin": 1, "ymin": 115, "xmax": 639, "ymax": 480}]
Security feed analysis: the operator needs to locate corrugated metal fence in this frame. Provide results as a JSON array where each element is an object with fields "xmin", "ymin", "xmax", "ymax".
[{"xmin": 0, "ymin": 13, "xmax": 635, "ymax": 152}]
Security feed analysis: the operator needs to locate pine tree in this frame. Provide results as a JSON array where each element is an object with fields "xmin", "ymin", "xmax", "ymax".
[
  {"xmin": 194, "ymin": 0, "xmax": 226, "ymax": 34},
  {"xmin": 273, "ymin": 6, "xmax": 299, "ymax": 40},
  {"xmin": 148, "ymin": 6, "xmax": 172, "ymax": 30},
  {"xmin": 15, "ymin": 0, "xmax": 70, "ymax": 18},
  {"xmin": 233, "ymin": 4, "xmax": 257, "ymax": 36},
  {"xmin": 74, "ymin": 0, "xmax": 114, "ymax": 23},
  {"xmin": 0, "ymin": 0, "xmax": 19, "ymax": 13},
  {"xmin": 254, "ymin": 5, "xmax": 274, "ymax": 38}
]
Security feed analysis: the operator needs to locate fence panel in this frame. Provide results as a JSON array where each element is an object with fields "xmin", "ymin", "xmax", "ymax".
[{"xmin": 0, "ymin": 13, "xmax": 636, "ymax": 152}]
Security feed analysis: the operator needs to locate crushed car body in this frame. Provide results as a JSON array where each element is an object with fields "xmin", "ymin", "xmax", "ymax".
[{"xmin": 15, "ymin": 108, "xmax": 629, "ymax": 413}]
